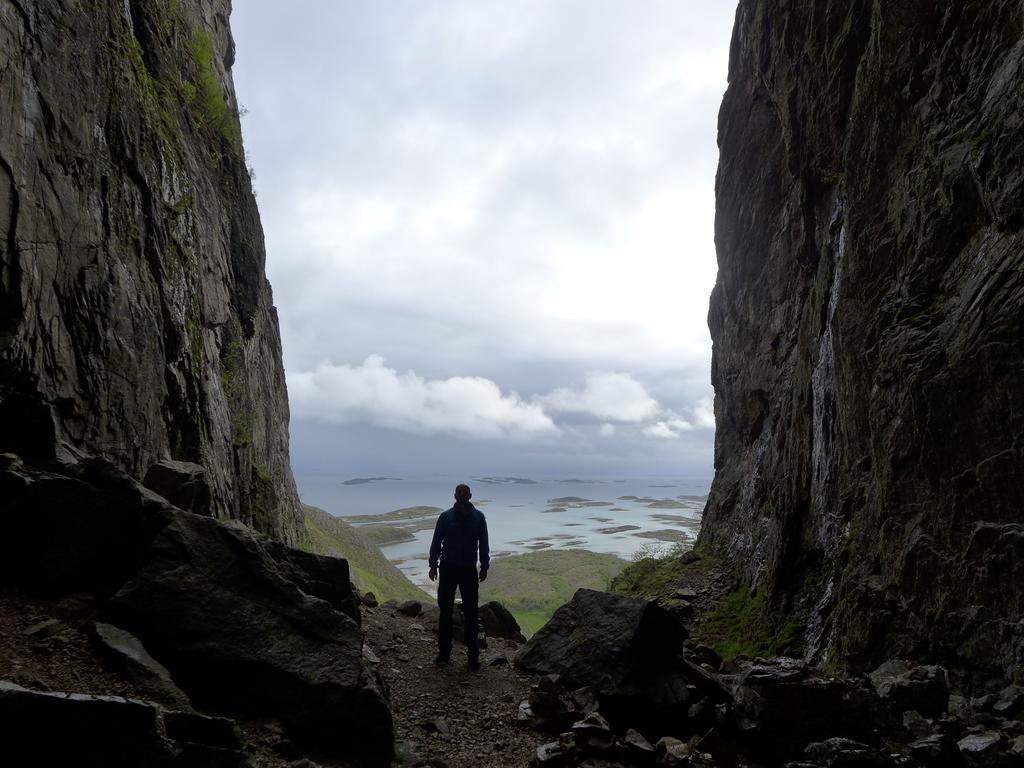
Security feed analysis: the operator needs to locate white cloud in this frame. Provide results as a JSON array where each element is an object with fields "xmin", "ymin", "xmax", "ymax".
[
  {"xmin": 643, "ymin": 422, "xmax": 678, "ymax": 439},
  {"xmin": 641, "ymin": 397, "xmax": 716, "ymax": 439},
  {"xmin": 542, "ymin": 372, "xmax": 659, "ymax": 422},
  {"xmin": 599, "ymin": 423, "xmax": 616, "ymax": 437},
  {"xmin": 692, "ymin": 396, "xmax": 716, "ymax": 429},
  {"xmin": 289, "ymin": 356, "xmax": 557, "ymax": 440}
]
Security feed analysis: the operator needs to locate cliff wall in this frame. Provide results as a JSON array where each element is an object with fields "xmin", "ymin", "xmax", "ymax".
[
  {"xmin": 703, "ymin": 0, "xmax": 1023, "ymax": 678},
  {"xmin": 0, "ymin": 0, "xmax": 302, "ymax": 543}
]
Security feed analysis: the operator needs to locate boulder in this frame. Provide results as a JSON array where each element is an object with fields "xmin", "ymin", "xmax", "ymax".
[
  {"xmin": 571, "ymin": 711, "xmax": 614, "ymax": 750},
  {"xmin": 421, "ymin": 603, "xmax": 475, "ymax": 644},
  {"xmin": 957, "ymin": 732, "xmax": 1006, "ymax": 767},
  {"xmin": 533, "ymin": 742, "xmax": 567, "ymax": 766},
  {"xmin": 694, "ymin": 728, "xmax": 740, "ymax": 768},
  {"xmin": 656, "ymin": 736, "xmax": 690, "ymax": 765},
  {"xmin": 143, "ymin": 460, "xmax": 212, "ymax": 517},
  {"xmin": 623, "ymin": 728, "xmax": 656, "ymax": 757},
  {"xmin": 0, "ymin": 458, "xmax": 172, "ymax": 597},
  {"xmin": 479, "ymin": 601, "xmax": 527, "ymax": 642},
  {"xmin": 868, "ymin": 661, "xmax": 949, "ymax": 718},
  {"xmin": 105, "ymin": 511, "xmax": 393, "ymax": 766},
  {"xmin": 803, "ymin": 737, "xmax": 893, "ymax": 767},
  {"xmin": 908, "ymin": 734, "xmax": 961, "ymax": 767},
  {"xmin": 901, "ymin": 709, "xmax": 934, "ymax": 740},
  {"xmin": 518, "ymin": 675, "xmax": 577, "ymax": 733},
  {"xmin": 92, "ymin": 622, "xmax": 193, "ymax": 712},
  {"xmin": 993, "ymin": 685, "xmax": 1024, "ymax": 718},
  {"xmin": 571, "ymin": 685, "xmax": 601, "ymax": 714},
  {"xmin": 398, "ymin": 600, "xmax": 423, "ymax": 617},
  {"xmin": 262, "ymin": 540, "xmax": 360, "ymax": 621},
  {"xmin": 163, "ymin": 710, "xmax": 242, "ymax": 751},
  {"xmin": 515, "ymin": 589, "xmax": 692, "ymax": 727},
  {"xmin": 690, "ymin": 644, "xmax": 723, "ymax": 671},
  {"xmin": 0, "ymin": 680, "xmax": 249, "ymax": 767},
  {"xmin": 0, "ymin": 680, "xmax": 170, "ymax": 766},
  {"xmin": 731, "ymin": 659, "xmax": 881, "ymax": 760}
]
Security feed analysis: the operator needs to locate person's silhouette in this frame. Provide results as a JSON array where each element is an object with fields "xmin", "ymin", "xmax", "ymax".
[{"xmin": 428, "ymin": 483, "xmax": 489, "ymax": 670}]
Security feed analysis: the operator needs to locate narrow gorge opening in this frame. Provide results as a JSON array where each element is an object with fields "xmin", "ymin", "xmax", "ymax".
[
  {"xmin": 229, "ymin": 2, "xmax": 729, "ymax": 633},
  {"xmin": 2, "ymin": 1, "xmax": 1021, "ymax": 767}
]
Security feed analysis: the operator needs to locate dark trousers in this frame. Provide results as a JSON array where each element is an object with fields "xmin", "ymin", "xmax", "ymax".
[{"xmin": 437, "ymin": 563, "xmax": 479, "ymax": 659}]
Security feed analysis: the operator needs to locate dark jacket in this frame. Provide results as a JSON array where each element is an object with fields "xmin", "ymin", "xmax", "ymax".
[{"xmin": 428, "ymin": 502, "xmax": 489, "ymax": 570}]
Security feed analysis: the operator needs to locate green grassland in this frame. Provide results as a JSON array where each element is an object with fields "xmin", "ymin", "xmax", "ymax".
[
  {"xmin": 300, "ymin": 504, "xmax": 432, "ymax": 604},
  {"xmin": 480, "ymin": 549, "xmax": 627, "ymax": 636}
]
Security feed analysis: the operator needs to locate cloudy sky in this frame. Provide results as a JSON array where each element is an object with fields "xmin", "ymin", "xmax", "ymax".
[{"xmin": 230, "ymin": 2, "xmax": 736, "ymax": 480}]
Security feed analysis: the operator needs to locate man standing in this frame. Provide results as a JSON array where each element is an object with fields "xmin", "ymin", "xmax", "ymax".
[{"xmin": 429, "ymin": 483, "xmax": 489, "ymax": 670}]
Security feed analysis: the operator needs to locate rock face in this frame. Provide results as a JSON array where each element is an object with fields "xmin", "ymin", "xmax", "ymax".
[
  {"xmin": 0, "ymin": 0, "xmax": 301, "ymax": 543},
  {"xmin": 703, "ymin": 0, "xmax": 1024, "ymax": 677}
]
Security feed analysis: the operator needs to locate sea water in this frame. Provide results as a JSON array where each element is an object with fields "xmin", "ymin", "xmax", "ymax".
[{"xmin": 295, "ymin": 473, "xmax": 710, "ymax": 588}]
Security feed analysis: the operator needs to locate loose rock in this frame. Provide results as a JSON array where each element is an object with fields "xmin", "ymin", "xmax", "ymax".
[
  {"xmin": 92, "ymin": 622, "xmax": 193, "ymax": 712},
  {"xmin": 398, "ymin": 600, "xmax": 424, "ymax": 617},
  {"xmin": 868, "ymin": 660, "xmax": 949, "ymax": 718}
]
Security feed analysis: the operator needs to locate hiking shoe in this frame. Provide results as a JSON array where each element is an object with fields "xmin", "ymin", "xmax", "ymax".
[
  {"xmin": 434, "ymin": 654, "xmax": 450, "ymax": 666},
  {"xmin": 467, "ymin": 657, "xmax": 480, "ymax": 671}
]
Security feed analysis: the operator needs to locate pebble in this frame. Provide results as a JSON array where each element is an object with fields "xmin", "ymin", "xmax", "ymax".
[{"xmin": 21, "ymin": 619, "xmax": 60, "ymax": 638}]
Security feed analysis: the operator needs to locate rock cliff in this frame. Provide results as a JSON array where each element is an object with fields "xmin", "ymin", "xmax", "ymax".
[
  {"xmin": 703, "ymin": 1, "xmax": 1023, "ymax": 678},
  {"xmin": 0, "ymin": 0, "xmax": 301, "ymax": 542}
]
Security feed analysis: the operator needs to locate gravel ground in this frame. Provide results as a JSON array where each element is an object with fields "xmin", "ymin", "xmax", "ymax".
[{"xmin": 363, "ymin": 602, "xmax": 543, "ymax": 767}]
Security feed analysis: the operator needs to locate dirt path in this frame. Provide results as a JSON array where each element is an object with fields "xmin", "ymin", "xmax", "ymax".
[{"xmin": 363, "ymin": 602, "xmax": 541, "ymax": 767}]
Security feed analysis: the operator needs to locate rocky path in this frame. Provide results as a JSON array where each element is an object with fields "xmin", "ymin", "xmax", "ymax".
[{"xmin": 362, "ymin": 601, "xmax": 542, "ymax": 767}]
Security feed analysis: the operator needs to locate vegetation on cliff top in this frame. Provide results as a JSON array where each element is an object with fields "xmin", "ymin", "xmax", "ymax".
[
  {"xmin": 300, "ymin": 505, "xmax": 431, "ymax": 604},
  {"xmin": 187, "ymin": 29, "xmax": 243, "ymax": 154}
]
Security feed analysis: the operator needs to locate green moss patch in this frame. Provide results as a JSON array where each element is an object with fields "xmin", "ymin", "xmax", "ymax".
[{"xmin": 695, "ymin": 588, "xmax": 803, "ymax": 660}]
